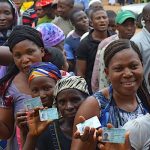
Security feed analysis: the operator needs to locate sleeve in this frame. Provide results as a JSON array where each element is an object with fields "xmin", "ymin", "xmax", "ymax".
[
  {"xmin": 123, "ymin": 116, "xmax": 150, "ymax": 150},
  {"xmin": 76, "ymin": 38, "xmax": 89, "ymax": 60},
  {"xmin": 0, "ymin": 66, "xmax": 13, "ymax": 108},
  {"xmin": 64, "ymin": 43, "xmax": 74, "ymax": 60},
  {"xmin": 91, "ymin": 48, "xmax": 101, "ymax": 93}
]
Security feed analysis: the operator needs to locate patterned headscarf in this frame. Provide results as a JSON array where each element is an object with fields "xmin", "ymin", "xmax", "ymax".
[
  {"xmin": 36, "ymin": 23, "xmax": 65, "ymax": 48},
  {"xmin": 54, "ymin": 76, "xmax": 89, "ymax": 98},
  {"xmin": 28, "ymin": 62, "xmax": 61, "ymax": 84}
]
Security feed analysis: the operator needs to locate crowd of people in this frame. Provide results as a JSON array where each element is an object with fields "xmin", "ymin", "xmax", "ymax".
[{"xmin": 0, "ymin": 0, "xmax": 149, "ymax": 150}]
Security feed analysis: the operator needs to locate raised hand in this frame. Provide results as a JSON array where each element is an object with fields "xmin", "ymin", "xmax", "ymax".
[
  {"xmin": 16, "ymin": 109, "xmax": 28, "ymax": 133},
  {"xmin": 27, "ymin": 108, "xmax": 53, "ymax": 137},
  {"xmin": 73, "ymin": 116, "xmax": 97, "ymax": 150},
  {"xmin": 97, "ymin": 124, "xmax": 132, "ymax": 150}
]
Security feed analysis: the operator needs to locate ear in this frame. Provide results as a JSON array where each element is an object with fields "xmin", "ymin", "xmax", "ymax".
[
  {"xmin": 104, "ymin": 68, "xmax": 109, "ymax": 77},
  {"xmin": 41, "ymin": 47, "xmax": 45, "ymax": 57}
]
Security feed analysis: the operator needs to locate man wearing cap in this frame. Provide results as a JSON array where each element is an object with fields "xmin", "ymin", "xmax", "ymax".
[
  {"xmin": 91, "ymin": 10, "xmax": 136, "ymax": 92},
  {"xmin": 131, "ymin": 3, "xmax": 150, "ymax": 93}
]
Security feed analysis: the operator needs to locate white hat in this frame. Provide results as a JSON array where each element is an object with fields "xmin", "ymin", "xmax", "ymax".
[{"xmin": 89, "ymin": 0, "xmax": 102, "ymax": 7}]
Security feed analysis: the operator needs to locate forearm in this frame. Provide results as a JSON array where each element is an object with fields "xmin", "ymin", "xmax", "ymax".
[
  {"xmin": 20, "ymin": 129, "xmax": 29, "ymax": 148},
  {"xmin": 0, "ymin": 46, "xmax": 13, "ymax": 65},
  {"xmin": 23, "ymin": 133, "xmax": 38, "ymax": 150},
  {"xmin": 0, "ymin": 122, "xmax": 13, "ymax": 139}
]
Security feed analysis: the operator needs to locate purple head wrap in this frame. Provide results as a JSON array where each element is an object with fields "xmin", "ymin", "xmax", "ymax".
[{"xmin": 36, "ymin": 23, "xmax": 65, "ymax": 48}]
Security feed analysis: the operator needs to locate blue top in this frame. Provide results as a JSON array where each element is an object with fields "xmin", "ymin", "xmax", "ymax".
[
  {"xmin": 74, "ymin": 0, "xmax": 89, "ymax": 10},
  {"xmin": 93, "ymin": 85, "xmax": 148, "ymax": 128}
]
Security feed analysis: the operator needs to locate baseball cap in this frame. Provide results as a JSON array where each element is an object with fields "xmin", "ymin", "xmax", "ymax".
[
  {"xmin": 115, "ymin": 10, "xmax": 136, "ymax": 24},
  {"xmin": 36, "ymin": 0, "xmax": 53, "ymax": 7}
]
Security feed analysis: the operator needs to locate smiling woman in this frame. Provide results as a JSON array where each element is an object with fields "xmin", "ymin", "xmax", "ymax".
[
  {"xmin": 0, "ymin": 0, "xmax": 18, "ymax": 46},
  {"xmin": 71, "ymin": 39, "xmax": 150, "ymax": 150}
]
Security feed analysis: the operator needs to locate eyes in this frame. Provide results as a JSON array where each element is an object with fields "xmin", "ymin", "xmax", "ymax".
[
  {"xmin": 112, "ymin": 63, "xmax": 140, "ymax": 72},
  {"xmin": 4, "ymin": 10, "xmax": 12, "ymax": 15},
  {"xmin": 57, "ymin": 97, "xmax": 82, "ymax": 106},
  {"xmin": 13, "ymin": 49, "xmax": 36, "ymax": 59},
  {"xmin": 31, "ymin": 85, "xmax": 53, "ymax": 94}
]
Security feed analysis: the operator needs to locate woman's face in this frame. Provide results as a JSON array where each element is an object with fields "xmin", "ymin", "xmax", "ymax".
[
  {"xmin": 105, "ymin": 48, "xmax": 143, "ymax": 96},
  {"xmin": 0, "ymin": 2, "xmax": 13, "ymax": 30},
  {"xmin": 56, "ymin": 89, "xmax": 85, "ymax": 119},
  {"xmin": 12, "ymin": 40, "xmax": 45, "ymax": 75},
  {"xmin": 30, "ymin": 76, "xmax": 56, "ymax": 108}
]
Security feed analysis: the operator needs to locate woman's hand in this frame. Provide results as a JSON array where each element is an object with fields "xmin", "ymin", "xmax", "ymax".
[
  {"xmin": 73, "ymin": 116, "xmax": 97, "ymax": 150},
  {"xmin": 97, "ymin": 124, "xmax": 132, "ymax": 150},
  {"xmin": 27, "ymin": 108, "xmax": 53, "ymax": 137},
  {"xmin": 16, "ymin": 110, "xmax": 28, "ymax": 133}
]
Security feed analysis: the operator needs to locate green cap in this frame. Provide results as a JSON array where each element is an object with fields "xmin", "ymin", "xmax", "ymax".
[{"xmin": 115, "ymin": 10, "xmax": 136, "ymax": 24}]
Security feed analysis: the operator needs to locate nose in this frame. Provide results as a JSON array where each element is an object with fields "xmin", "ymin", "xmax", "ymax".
[
  {"xmin": 66, "ymin": 101, "xmax": 74, "ymax": 110},
  {"xmin": 123, "ymin": 68, "xmax": 133, "ymax": 77},
  {"xmin": 57, "ymin": 6, "xmax": 62, "ymax": 13},
  {"xmin": 0, "ymin": 14, "xmax": 6, "ymax": 21},
  {"xmin": 39, "ymin": 90, "xmax": 46, "ymax": 98},
  {"xmin": 21, "ymin": 55, "xmax": 30, "ymax": 64}
]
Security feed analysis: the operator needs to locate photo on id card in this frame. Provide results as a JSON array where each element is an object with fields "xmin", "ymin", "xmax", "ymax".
[{"xmin": 102, "ymin": 127, "xmax": 126, "ymax": 144}]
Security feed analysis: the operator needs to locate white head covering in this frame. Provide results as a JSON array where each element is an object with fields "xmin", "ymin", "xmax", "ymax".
[{"xmin": 89, "ymin": 0, "xmax": 102, "ymax": 7}]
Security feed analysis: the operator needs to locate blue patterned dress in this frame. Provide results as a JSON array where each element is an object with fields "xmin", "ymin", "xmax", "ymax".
[{"xmin": 93, "ymin": 85, "xmax": 148, "ymax": 128}]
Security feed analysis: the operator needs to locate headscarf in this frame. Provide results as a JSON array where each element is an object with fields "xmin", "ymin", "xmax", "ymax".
[
  {"xmin": 7, "ymin": 0, "xmax": 18, "ymax": 27},
  {"xmin": 54, "ymin": 76, "xmax": 89, "ymax": 99},
  {"xmin": 36, "ymin": 23, "xmax": 65, "ymax": 48},
  {"xmin": 28, "ymin": 62, "xmax": 61, "ymax": 84},
  {"xmin": 7, "ymin": 25, "xmax": 44, "ymax": 51},
  {"xmin": 89, "ymin": 0, "xmax": 102, "ymax": 7}
]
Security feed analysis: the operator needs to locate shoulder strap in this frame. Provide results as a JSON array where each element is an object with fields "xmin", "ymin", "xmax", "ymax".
[
  {"xmin": 49, "ymin": 122, "xmax": 61, "ymax": 150},
  {"xmin": 99, "ymin": 85, "xmax": 113, "ymax": 127}
]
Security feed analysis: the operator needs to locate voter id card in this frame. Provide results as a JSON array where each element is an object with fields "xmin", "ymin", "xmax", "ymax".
[
  {"xmin": 39, "ymin": 108, "xmax": 59, "ymax": 121},
  {"xmin": 76, "ymin": 116, "xmax": 101, "ymax": 135},
  {"xmin": 102, "ymin": 127, "xmax": 126, "ymax": 144},
  {"xmin": 24, "ymin": 97, "xmax": 43, "ymax": 111}
]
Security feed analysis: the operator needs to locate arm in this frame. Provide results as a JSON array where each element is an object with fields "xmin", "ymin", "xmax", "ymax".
[
  {"xmin": 0, "ymin": 108, "xmax": 14, "ymax": 139},
  {"xmin": 76, "ymin": 59, "xmax": 87, "ymax": 78},
  {"xmin": 0, "ymin": 46, "xmax": 13, "ymax": 65},
  {"xmin": 91, "ymin": 49, "xmax": 101, "ymax": 93},
  {"xmin": 71, "ymin": 96, "xmax": 100, "ymax": 150},
  {"xmin": 23, "ymin": 108, "xmax": 53, "ymax": 150}
]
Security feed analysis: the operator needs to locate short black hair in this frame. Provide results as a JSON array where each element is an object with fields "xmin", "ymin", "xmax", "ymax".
[
  {"xmin": 106, "ymin": 10, "xmax": 116, "ymax": 19},
  {"xmin": 89, "ymin": 8, "xmax": 105, "ymax": 20},
  {"xmin": 69, "ymin": 8, "xmax": 83, "ymax": 23}
]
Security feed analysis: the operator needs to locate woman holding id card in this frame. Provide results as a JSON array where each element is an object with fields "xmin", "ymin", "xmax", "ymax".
[{"xmin": 71, "ymin": 39, "xmax": 150, "ymax": 150}]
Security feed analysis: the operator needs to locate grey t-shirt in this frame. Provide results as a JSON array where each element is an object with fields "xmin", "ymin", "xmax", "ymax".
[{"xmin": 123, "ymin": 113, "xmax": 150, "ymax": 150}]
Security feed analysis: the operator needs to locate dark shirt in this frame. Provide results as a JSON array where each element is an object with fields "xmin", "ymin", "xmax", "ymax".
[
  {"xmin": 76, "ymin": 29, "xmax": 113, "ymax": 94},
  {"xmin": 37, "ymin": 120, "xmax": 71, "ymax": 150}
]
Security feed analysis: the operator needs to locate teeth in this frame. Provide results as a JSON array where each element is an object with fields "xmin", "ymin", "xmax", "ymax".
[{"xmin": 122, "ymin": 82, "xmax": 134, "ymax": 86}]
